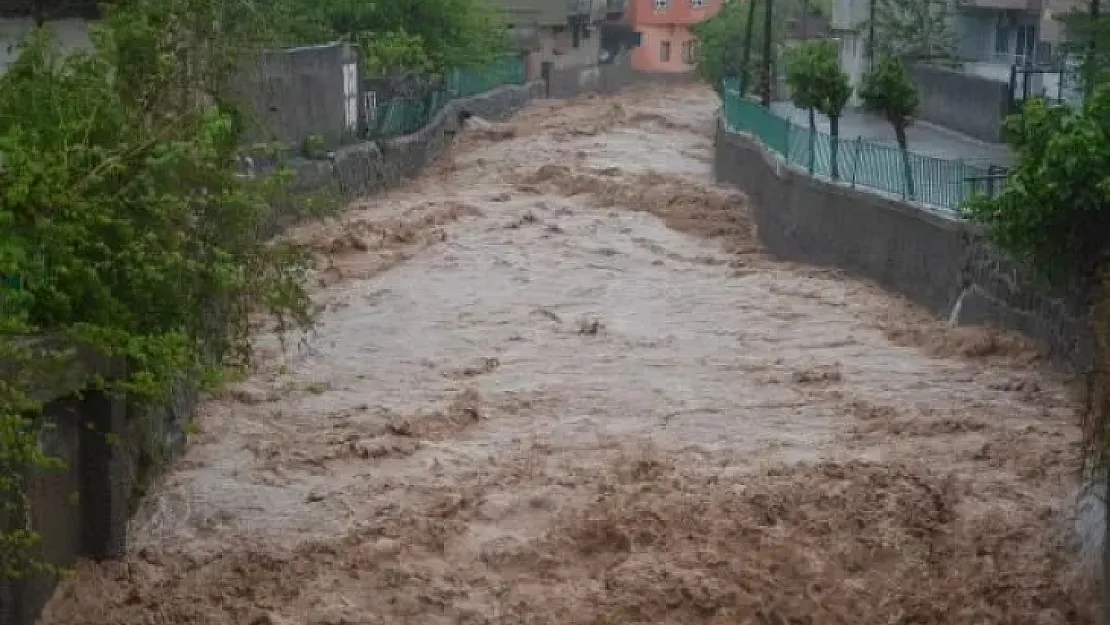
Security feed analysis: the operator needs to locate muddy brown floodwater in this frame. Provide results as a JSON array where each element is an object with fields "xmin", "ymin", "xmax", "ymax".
[{"xmin": 41, "ymin": 86, "xmax": 1096, "ymax": 625}]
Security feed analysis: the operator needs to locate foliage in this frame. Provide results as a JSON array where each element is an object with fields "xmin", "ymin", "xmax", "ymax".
[
  {"xmin": 785, "ymin": 39, "xmax": 851, "ymax": 178},
  {"xmin": 864, "ymin": 0, "xmax": 962, "ymax": 64},
  {"xmin": 963, "ymin": 85, "xmax": 1110, "ymax": 615},
  {"xmin": 859, "ymin": 56, "xmax": 919, "ymax": 138},
  {"xmin": 859, "ymin": 56, "xmax": 920, "ymax": 196},
  {"xmin": 962, "ymin": 88, "xmax": 1110, "ymax": 282},
  {"xmin": 0, "ymin": 0, "xmax": 320, "ymax": 578},
  {"xmin": 271, "ymin": 0, "xmax": 511, "ymax": 75},
  {"xmin": 1058, "ymin": 7, "xmax": 1110, "ymax": 98},
  {"xmin": 691, "ymin": 0, "xmax": 780, "ymax": 95},
  {"xmin": 361, "ymin": 30, "xmax": 435, "ymax": 77}
]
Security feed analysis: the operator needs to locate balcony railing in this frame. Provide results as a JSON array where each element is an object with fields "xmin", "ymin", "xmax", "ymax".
[{"xmin": 606, "ymin": 0, "xmax": 626, "ymax": 14}]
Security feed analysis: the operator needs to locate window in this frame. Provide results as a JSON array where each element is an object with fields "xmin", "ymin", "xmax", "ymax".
[
  {"xmin": 1015, "ymin": 24, "xmax": 1036, "ymax": 63},
  {"xmin": 654, "ymin": 0, "xmax": 669, "ymax": 11},
  {"xmin": 681, "ymin": 40, "xmax": 697, "ymax": 64},
  {"xmin": 660, "ymin": 40, "xmax": 671, "ymax": 62},
  {"xmin": 994, "ymin": 22, "xmax": 1010, "ymax": 55},
  {"xmin": 691, "ymin": 0, "xmax": 706, "ymax": 7}
]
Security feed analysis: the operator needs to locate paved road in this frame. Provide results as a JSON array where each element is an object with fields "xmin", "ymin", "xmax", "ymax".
[{"xmin": 772, "ymin": 101, "xmax": 1014, "ymax": 166}]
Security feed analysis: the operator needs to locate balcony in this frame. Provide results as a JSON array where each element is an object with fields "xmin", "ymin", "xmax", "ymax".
[{"xmin": 606, "ymin": 0, "xmax": 626, "ymax": 15}]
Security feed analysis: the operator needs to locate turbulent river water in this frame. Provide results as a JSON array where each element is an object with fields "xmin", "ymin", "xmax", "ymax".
[{"xmin": 40, "ymin": 85, "xmax": 1095, "ymax": 625}]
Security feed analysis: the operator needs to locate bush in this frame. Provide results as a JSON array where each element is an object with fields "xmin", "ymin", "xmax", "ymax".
[{"xmin": 0, "ymin": 0, "xmax": 321, "ymax": 577}]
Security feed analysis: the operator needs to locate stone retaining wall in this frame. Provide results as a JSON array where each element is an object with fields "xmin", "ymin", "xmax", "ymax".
[{"xmin": 714, "ymin": 121, "xmax": 1094, "ymax": 370}]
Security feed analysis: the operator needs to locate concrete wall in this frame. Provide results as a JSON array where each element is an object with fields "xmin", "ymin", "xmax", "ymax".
[
  {"xmin": 236, "ymin": 43, "xmax": 363, "ymax": 151},
  {"xmin": 0, "ymin": 17, "xmax": 93, "ymax": 74},
  {"xmin": 714, "ymin": 123, "xmax": 1094, "ymax": 369},
  {"xmin": 910, "ymin": 64, "xmax": 1011, "ymax": 143}
]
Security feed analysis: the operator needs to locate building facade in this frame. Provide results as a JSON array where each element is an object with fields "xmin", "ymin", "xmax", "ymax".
[
  {"xmin": 489, "ymin": 0, "xmax": 616, "ymax": 78},
  {"xmin": 831, "ymin": 0, "xmax": 1086, "ymax": 106},
  {"xmin": 626, "ymin": 0, "xmax": 725, "ymax": 73}
]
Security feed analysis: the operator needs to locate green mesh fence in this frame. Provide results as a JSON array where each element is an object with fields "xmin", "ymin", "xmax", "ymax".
[
  {"xmin": 722, "ymin": 83, "xmax": 993, "ymax": 212},
  {"xmin": 445, "ymin": 56, "xmax": 526, "ymax": 98},
  {"xmin": 369, "ymin": 56, "xmax": 526, "ymax": 139}
]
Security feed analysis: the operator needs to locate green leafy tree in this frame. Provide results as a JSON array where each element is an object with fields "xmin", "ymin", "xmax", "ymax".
[
  {"xmin": 859, "ymin": 56, "xmax": 920, "ymax": 198},
  {"xmin": 360, "ymin": 30, "xmax": 435, "ymax": 76},
  {"xmin": 1057, "ymin": 4, "xmax": 1110, "ymax": 99},
  {"xmin": 865, "ymin": 0, "xmax": 962, "ymax": 64},
  {"xmin": 785, "ymin": 39, "xmax": 852, "ymax": 178},
  {"xmin": 962, "ymin": 84, "xmax": 1110, "ymax": 621},
  {"xmin": 0, "ymin": 0, "xmax": 323, "ymax": 577},
  {"xmin": 272, "ymin": 0, "xmax": 510, "ymax": 75},
  {"xmin": 691, "ymin": 0, "xmax": 792, "ymax": 96}
]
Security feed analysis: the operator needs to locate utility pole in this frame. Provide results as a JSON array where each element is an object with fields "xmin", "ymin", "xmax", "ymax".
[
  {"xmin": 761, "ymin": 0, "xmax": 774, "ymax": 107},
  {"xmin": 740, "ymin": 0, "xmax": 758, "ymax": 95},
  {"xmin": 868, "ymin": 0, "xmax": 876, "ymax": 70},
  {"xmin": 1087, "ymin": 0, "xmax": 1101, "ymax": 98},
  {"xmin": 801, "ymin": 0, "xmax": 809, "ymax": 40}
]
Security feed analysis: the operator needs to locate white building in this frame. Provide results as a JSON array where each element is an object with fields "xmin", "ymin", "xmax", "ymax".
[
  {"xmin": 830, "ymin": 0, "xmax": 1086, "ymax": 107},
  {"xmin": 830, "ymin": 0, "xmax": 869, "ymax": 107}
]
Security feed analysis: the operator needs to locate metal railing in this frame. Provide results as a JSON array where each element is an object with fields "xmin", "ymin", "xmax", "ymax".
[{"xmin": 722, "ymin": 80, "xmax": 1001, "ymax": 212}]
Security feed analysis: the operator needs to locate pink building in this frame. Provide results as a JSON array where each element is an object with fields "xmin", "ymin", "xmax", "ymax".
[{"xmin": 627, "ymin": 0, "xmax": 725, "ymax": 73}]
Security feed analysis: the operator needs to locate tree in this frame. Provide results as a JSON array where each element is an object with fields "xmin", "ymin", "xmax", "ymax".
[
  {"xmin": 1057, "ymin": 2, "xmax": 1110, "ymax": 99},
  {"xmin": 691, "ymin": 0, "xmax": 810, "ymax": 96},
  {"xmin": 865, "ymin": 0, "xmax": 962, "ymax": 65},
  {"xmin": 0, "ymin": 0, "xmax": 322, "ymax": 577},
  {"xmin": 784, "ymin": 40, "xmax": 852, "ymax": 178},
  {"xmin": 859, "ymin": 56, "xmax": 920, "ymax": 198},
  {"xmin": 962, "ymin": 84, "xmax": 1110, "ymax": 625},
  {"xmin": 271, "ymin": 0, "xmax": 510, "ymax": 75}
]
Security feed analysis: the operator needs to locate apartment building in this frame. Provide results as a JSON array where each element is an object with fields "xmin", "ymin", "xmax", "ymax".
[
  {"xmin": 626, "ymin": 0, "xmax": 725, "ymax": 73},
  {"xmin": 832, "ymin": 0, "xmax": 1087, "ymax": 105},
  {"xmin": 955, "ymin": 0, "xmax": 1085, "ymax": 80}
]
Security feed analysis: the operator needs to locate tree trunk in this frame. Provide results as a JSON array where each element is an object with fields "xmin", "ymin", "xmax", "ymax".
[
  {"xmin": 807, "ymin": 108, "xmax": 816, "ymax": 173},
  {"xmin": 33, "ymin": 0, "xmax": 46, "ymax": 27},
  {"xmin": 761, "ymin": 0, "xmax": 774, "ymax": 107},
  {"xmin": 895, "ymin": 123, "xmax": 915, "ymax": 200},
  {"xmin": 740, "ymin": 0, "xmax": 758, "ymax": 95},
  {"xmin": 830, "ymin": 115, "xmax": 840, "ymax": 180}
]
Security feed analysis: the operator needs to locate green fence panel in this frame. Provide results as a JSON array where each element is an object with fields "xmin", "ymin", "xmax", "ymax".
[
  {"xmin": 721, "ymin": 86, "xmax": 996, "ymax": 211},
  {"xmin": 446, "ymin": 56, "xmax": 525, "ymax": 97},
  {"xmin": 374, "ymin": 97, "xmax": 432, "ymax": 138}
]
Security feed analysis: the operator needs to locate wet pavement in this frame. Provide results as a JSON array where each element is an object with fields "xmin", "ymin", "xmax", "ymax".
[{"xmin": 771, "ymin": 101, "xmax": 1014, "ymax": 166}]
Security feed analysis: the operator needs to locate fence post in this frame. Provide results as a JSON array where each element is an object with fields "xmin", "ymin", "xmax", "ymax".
[{"xmin": 850, "ymin": 137, "xmax": 862, "ymax": 188}]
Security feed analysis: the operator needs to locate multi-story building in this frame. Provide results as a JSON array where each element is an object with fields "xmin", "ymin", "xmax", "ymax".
[
  {"xmin": 490, "ymin": 0, "xmax": 614, "ymax": 78},
  {"xmin": 625, "ymin": 0, "xmax": 725, "ymax": 73},
  {"xmin": 832, "ymin": 0, "xmax": 1087, "ymax": 105},
  {"xmin": 955, "ymin": 0, "xmax": 1085, "ymax": 78}
]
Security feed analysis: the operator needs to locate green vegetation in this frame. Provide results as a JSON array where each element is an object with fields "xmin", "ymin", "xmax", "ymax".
[
  {"xmin": 859, "ymin": 57, "xmax": 921, "ymax": 198},
  {"xmin": 271, "ymin": 0, "xmax": 512, "ymax": 75},
  {"xmin": 784, "ymin": 39, "xmax": 852, "ymax": 178},
  {"xmin": 866, "ymin": 0, "xmax": 962, "ymax": 64},
  {"xmin": 0, "ymin": 0, "xmax": 323, "ymax": 578}
]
